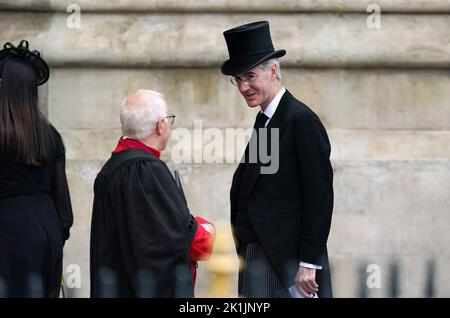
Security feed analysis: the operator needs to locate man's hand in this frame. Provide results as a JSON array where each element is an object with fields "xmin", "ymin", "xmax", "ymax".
[{"xmin": 295, "ymin": 266, "xmax": 319, "ymax": 298}]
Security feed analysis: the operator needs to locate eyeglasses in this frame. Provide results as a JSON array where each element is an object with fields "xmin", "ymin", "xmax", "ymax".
[
  {"xmin": 230, "ymin": 73, "xmax": 258, "ymax": 87},
  {"xmin": 164, "ymin": 114, "xmax": 176, "ymax": 126}
]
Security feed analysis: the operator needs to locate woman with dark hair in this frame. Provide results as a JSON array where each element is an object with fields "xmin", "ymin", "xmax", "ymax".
[{"xmin": 0, "ymin": 40, "xmax": 73, "ymax": 298}]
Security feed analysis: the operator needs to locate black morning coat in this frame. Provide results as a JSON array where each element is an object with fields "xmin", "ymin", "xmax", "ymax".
[
  {"xmin": 90, "ymin": 149, "xmax": 197, "ymax": 298},
  {"xmin": 230, "ymin": 90, "xmax": 334, "ymax": 297}
]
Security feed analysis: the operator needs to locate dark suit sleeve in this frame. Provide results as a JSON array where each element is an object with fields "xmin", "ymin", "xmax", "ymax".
[{"xmin": 294, "ymin": 110, "xmax": 334, "ymax": 265}]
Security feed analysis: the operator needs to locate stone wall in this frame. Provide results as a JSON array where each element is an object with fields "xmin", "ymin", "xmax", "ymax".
[{"xmin": 1, "ymin": 0, "xmax": 449, "ymax": 297}]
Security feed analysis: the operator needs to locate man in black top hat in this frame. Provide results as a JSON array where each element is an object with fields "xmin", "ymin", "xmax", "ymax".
[{"xmin": 222, "ymin": 21, "xmax": 334, "ymax": 298}]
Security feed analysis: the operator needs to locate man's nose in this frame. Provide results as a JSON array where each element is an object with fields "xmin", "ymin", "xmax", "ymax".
[{"xmin": 238, "ymin": 81, "xmax": 250, "ymax": 93}]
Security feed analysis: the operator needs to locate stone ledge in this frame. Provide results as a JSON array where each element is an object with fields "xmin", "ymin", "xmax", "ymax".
[
  {"xmin": 330, "ymin": 130, "xmax": 450, "ymax": 160},
  {"xmin": 47, "ymin": 68, "xmax": 450, "ymax": 130},
  {"xmin": 59, "ymin": 128, "xmax": 450, "ymax": 161},
  {"xmin": 1, "ymin": 12, "xmax": 449, "ymax": 68},
  {"xmin": 1, "ymin": 0, "xmax": 449, "ymax": 13}
]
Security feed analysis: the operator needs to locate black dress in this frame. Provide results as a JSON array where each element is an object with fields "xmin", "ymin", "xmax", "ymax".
[{"xmin": 0, "ymin": 126, "xmax": 73, "ymax": 298}]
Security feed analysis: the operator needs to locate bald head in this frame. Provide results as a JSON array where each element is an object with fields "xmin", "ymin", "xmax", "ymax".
[{"xmin": 120, "ymin": 89, "xmax": 168, "ymax": 140}]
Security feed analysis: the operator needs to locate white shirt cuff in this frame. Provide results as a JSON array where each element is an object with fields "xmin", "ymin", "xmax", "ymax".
[{"xmin": 299, "ymin": 261, "xmax": 322, "ymax": 270}]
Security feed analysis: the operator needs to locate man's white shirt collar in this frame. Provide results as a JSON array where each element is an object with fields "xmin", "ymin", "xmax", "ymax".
[{"xmin": 261, "ymin": 87, "xmax": 286, "ymax": 126}]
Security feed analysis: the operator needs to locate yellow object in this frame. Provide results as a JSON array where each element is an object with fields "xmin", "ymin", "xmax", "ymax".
[{"xmin": 204, "ymin": 220, "xmax": 243, "ymax": 298}]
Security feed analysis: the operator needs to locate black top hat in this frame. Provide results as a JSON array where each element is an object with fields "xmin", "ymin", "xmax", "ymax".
[
  {"xmin": 0, "ymin": 40, "xmax": 50, "ymax": 85},
  {"xmin": 221, "ymin": 21, "xmax": 286, "ymax": 76}
]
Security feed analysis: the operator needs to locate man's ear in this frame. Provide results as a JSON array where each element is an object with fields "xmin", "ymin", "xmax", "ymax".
[
  {"xmin": 271, "ymin": 64, "xmax": 278, "ymax": 81},
  {"xmin": 156, "ymin": 118, "xmax": 165, "ymax": 135}
]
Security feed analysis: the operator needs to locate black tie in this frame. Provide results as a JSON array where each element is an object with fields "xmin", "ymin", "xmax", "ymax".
[
  {"xmin": 254, "ymin": 111, "xmax": 269, "ymax": 129},
  {"xmin": 245, "ymin": 111, "xmax": 269, "ymax": 164}
]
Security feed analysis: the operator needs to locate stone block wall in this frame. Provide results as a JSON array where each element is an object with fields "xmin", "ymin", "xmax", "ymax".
[{"xmin": 1, "ymin": 0, "xmax": 449, "ymax": 297}]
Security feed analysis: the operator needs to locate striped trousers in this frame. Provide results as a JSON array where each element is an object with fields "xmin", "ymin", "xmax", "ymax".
[{"xmin": 238, "ymin": 242, "xmax": 291, "ymax": 298}]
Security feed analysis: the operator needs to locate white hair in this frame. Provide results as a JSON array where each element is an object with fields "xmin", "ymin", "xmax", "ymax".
[
  {"xmin": 260, "ymin": 58, "xmax": 282, "ymax": 81},
  {"xmin": 120, "ymin": 89, "xmax": 168, "ymax": 140}
]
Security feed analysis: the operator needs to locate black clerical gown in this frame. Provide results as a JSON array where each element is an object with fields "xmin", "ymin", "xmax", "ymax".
[{"xmin": 90, "ymin": 148, "xmax": 197, "ymax": 298}]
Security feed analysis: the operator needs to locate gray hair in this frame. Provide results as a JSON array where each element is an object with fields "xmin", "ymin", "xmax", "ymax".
[
  {"xmin": 260, "ymin": 58, "xmax": 282, "ymax": 81},
  {"xmin": 120, "ymin": 89, "xmax": 168, "ymax": 140}
]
